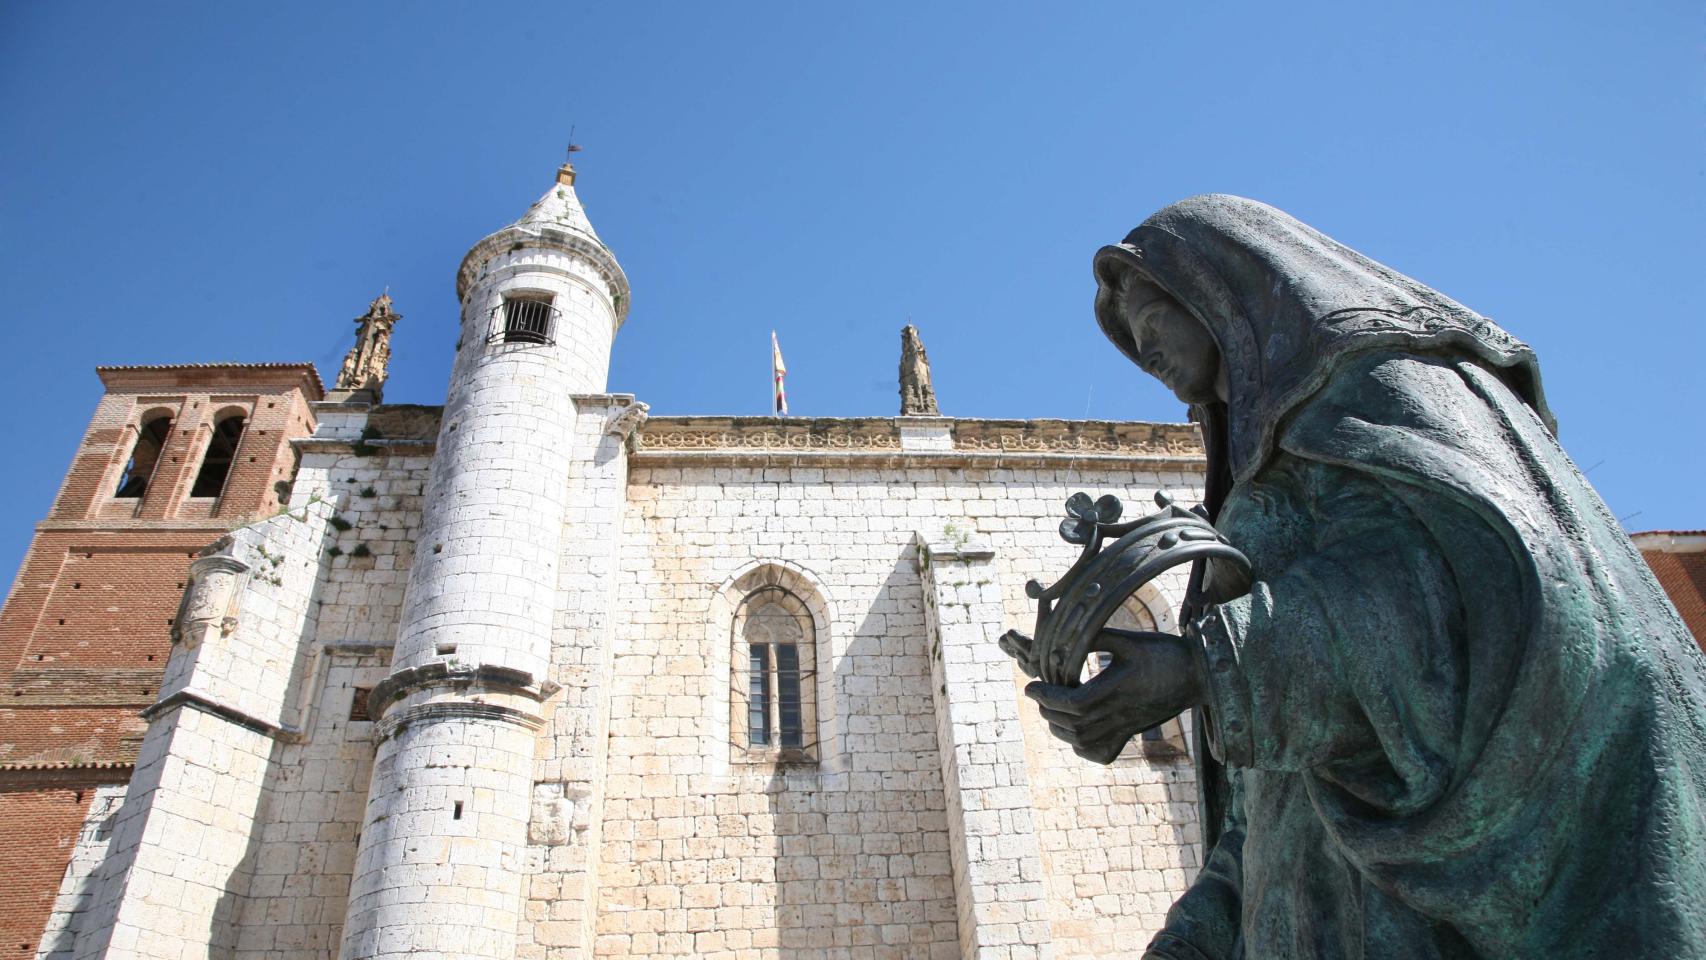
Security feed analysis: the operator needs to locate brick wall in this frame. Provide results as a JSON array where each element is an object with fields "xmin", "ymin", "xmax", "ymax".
[
  {"xmin": 0, "ymin": 364, "xmax": 319, "ymax": 956},
  {"xmin": 0, "ymin": 775, "xmax": 106, "ymax": 956}
]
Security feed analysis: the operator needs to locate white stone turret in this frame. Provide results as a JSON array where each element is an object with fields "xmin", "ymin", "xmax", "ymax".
[{"xmin": 338, "ymin": 163, "xmax": 629, "ymax": 960}]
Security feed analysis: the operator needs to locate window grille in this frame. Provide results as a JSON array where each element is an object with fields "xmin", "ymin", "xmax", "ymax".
[
  {"xmin": 775, "ymin": 644, "xmax": 803, "ymax": 748},
  {"xmin": 748, "ymin": 644, "xmax": 771, "ymax": 746},
  {"xmin": 492, "ymin": 295, "xmax": 558, "ymax": 345}
]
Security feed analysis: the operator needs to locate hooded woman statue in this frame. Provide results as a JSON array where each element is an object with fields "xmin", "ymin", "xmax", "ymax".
[{"xmin": 1022, "ymin": 195, "xmax": 1706, "ymax": 959}]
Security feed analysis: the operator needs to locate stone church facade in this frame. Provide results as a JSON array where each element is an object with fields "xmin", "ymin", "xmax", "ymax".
[{"xmin": 3, "ymin": 164, "xmax": 1210, "ymax": 960}]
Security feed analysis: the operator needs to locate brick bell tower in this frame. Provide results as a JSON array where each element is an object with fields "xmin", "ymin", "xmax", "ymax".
[{"xmin": 337, "ymin": 162, "xmax": 630, "ymax": 960}]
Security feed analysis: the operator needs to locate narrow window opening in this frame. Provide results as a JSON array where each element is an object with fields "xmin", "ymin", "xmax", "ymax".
[
  {"xmin": 115, "ymin": 415, "xmax": 172, "ymax": 498},
  {"xmin": 190, "ymin": 415, "xmax": 246, "ymax": 498},
  {"xmin": 500, "ymin": 295, "xmax": 555, "ymax": 345},
  {"xmin": 776, "ymin": 644, "xmax": 802, "ymax": 748},
  {"xmin": 349, "ymin": 687, "xmax": 372, "ymax": 721},
  {"xmin": 436, "ymin": 643, "xmax": 457, "ymax": 656},
  {"xmin": 748, "ymin": 643, "xmax": 771, "ymax": 746},
  {"xmin": 452, "ymin": 801, "xmax": 464, "ymax": 820},
  {"xmin": 734, "ymin": 583, "xmax": 818, "ymax": 762}
]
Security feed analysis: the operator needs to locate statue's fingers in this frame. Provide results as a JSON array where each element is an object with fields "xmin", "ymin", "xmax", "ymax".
[
  {"xmin": 999, "ymin": 632, "xmax": 1043, "ymax": 679},
  {"xmin": 1073, "ymin": 737, "xmax": 1127, "ymax": 765},
  {"xmin": 1035, "ymin": 704, "xmax": 1090, "ymax": 731},
  {"xmin": 1093, "ymin": 630, "xmax": 1146, "ymax": 660},
  {"xmin": 1094, "ymin": 629, "xmax": 1175, "ymax": 667},
  {"xmin": 1025, "ymin": 680, "xmax": 1090, "ymax": 715},
  {"xmin": 1072, "ymin": 713, "xmax": 1137, "ymax": 746},
  {"xmin": 1046, "ymin": 722, "xmax": 1082, "ymax": 747}
]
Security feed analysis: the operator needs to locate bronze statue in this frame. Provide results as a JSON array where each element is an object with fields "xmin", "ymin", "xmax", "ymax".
[{"xmin": 1004, "ymin": 195, "xmax": 1706, "ymax": 959}]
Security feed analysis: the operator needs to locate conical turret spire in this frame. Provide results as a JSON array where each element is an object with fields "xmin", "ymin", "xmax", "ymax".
[
  {"xmin": 458, "ymin": 161, "xmax": 629, "ymax": 326},
  {"xmin": 514, "ymin": 162, "xmax": 603, "ymax": 244}
]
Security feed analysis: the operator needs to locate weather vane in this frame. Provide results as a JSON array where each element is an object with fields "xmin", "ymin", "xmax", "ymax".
[{"xmin": 566, "ymin": 124, "xmax": 582, "ymax": 163}]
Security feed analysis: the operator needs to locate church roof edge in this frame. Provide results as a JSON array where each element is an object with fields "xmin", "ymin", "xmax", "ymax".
[{"xmin": 97, "ymin": 362, "xmax": 326, "ymax": 399}]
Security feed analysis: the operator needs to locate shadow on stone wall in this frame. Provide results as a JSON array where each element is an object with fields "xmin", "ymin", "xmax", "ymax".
[{"xmin": 762, "ymin": 550, "xmax": 957, "ymax": 959}]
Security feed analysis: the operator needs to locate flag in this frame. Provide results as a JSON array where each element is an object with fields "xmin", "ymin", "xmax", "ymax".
[{"xmin": 771, "ymin": 331, "xmax": 789, "ymax": 416}]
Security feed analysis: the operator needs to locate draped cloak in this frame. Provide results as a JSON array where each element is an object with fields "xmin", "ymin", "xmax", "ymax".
[{"xmin": 1091, "ymin": 196, "xmax": 1706, "ymax": 959}]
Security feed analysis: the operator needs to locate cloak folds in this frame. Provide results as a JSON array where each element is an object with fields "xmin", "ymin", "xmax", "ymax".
[{"xmin": 1091, "ymin": 196, "xmax": 1706, "ymax": 959}]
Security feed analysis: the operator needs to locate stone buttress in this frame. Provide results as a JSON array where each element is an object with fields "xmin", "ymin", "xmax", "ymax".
[{"xmin": 336, "ymin": 164, "xmax": 630, "ymax": 960}]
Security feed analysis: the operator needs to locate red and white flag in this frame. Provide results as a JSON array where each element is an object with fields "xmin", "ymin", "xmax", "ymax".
[{"xmin": 771, "ymin": 331, "xmax": 789, "ymax": 416}]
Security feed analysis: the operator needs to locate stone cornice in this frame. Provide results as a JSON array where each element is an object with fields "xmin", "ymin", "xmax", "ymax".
[
  {"xmin": 367, "ymin": 661, "xmax": 561, "ymax": 722},
  {"xmin": 631, "ymin": 416, "xmax": 1205, "ymax": 468},
  {"xmin": 293, "ymin": 436, "xmax": 436, "ymax": 455},
  {"xmin": 287, "ymin": 405, "xmax": 1207, "ymax": 469},
  {"xmin": 96, "ymin": 362, "xmax": 326, "ymax": 400},
  {"xmin": 456, "ymin": 222, "xmax": 630, "ymax": 326},
  {"xmin": 142, "ymin": 689, "xmax": 282, "ymax": 737}
]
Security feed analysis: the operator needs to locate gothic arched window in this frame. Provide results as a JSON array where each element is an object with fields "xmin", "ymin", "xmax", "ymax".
[
  {"xmin": 733, "ymin": 586, "xmax": 817, "ymax": 763},
  {"xmin": 190, "ymin": 414, "xmax": 246, "ymax": 499},
  {"xmin": 114, "ymin": 414, "xmax": 173, "ymax": 499}
]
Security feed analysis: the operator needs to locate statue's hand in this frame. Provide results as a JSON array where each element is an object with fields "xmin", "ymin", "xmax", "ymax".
[
  {"xmin": 1024, "ymin": 629, "xmax": 1206, "ymax": 765},
  {"xmin": 998, "ymin": 629, "xmax": 1042, "ymax": 679}
]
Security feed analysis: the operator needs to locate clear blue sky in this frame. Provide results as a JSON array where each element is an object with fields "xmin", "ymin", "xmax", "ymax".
[{"xmin": 2, "ymin": 2, "xmax": 1701, "ymax": 580}]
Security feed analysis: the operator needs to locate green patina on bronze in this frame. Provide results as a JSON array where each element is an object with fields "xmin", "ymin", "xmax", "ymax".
[{"xmin": 1016, "ymin": 196, "xmax": 1706, "ymax": 959}]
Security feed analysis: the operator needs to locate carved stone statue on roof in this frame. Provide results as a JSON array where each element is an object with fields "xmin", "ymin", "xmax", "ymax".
[
  {"xmin": 333, "ymin": 293, "xmax": 399, "ymax": 403},
  {"xmin": 899, "ymin": 324, "xmax": 940, "ymax": 416}
]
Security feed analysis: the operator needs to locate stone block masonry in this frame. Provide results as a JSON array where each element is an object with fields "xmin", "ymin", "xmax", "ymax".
[
  {"xmin": 611, "ymin": 445, "xmax": 1206, "ymax": 960},
  {"xmin": 3, "ymin": 160, "xmax": 1219, "ymax": 960},
  {"xmin": 918, "ymin": 532, "xmax": 1051, "ymax": 960},
  {"xmin": 64, "ymin": 494, "xmax": 338, "ymax": 960},
  {"xmin": 24, "ymin": 410, "xmax": 1209, "ymax": 960},
  {"xmin": 340, "ymin": 164, "xmax": 630, "ymax": 960},
  {"xmin": 518, "ymin": 395, "xmax": 643, "ymax": 960}
]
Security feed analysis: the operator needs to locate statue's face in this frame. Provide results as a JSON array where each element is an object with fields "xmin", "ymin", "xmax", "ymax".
[{"xmin": 1118, "ymin": 280, "xmax": 1222, "ymax": 404}]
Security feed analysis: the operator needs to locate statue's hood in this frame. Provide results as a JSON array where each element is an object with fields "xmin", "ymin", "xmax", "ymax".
[{"xmin": 1093, "ymin": 194, "xmax": 1554, "ymax": 485}]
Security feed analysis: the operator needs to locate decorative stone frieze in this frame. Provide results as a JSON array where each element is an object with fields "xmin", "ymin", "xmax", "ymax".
[
  {"xmin": 631, "ymin": 416, "xmax": 1203, "ymax": 462},
  {"xmin": 951, "ymin": 419, "xmax": 1202, "ymax": 456},
  {"xmin": 635, "ymin": 417, "xmax": 904, "ymax": 452}
]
